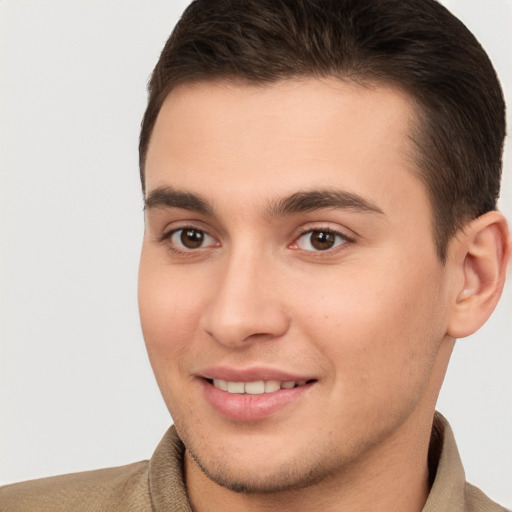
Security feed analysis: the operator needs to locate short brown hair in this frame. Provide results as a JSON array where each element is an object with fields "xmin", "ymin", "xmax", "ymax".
[{"xmin": 139, "ymin": 0, "xmax": 506, "ymax": 260}]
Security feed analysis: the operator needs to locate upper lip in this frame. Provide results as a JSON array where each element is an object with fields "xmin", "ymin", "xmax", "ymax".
[{"xmin": 197, "ymin": 366, "xmax": 316, "ymax": 382}]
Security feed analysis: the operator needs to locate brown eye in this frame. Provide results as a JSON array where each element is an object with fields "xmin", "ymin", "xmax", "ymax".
[
  {"xmin": 310, "ymin": 231, "xmax": 336, "ymax": 250},
  {"xmin": 170, "ymin": 228, "xmax": 216, "ymax": 250},
  {"xmin": 295, "ymin": 229, "xmax": 347, "ymax": 251},
  {"xmin": 181, "ymin": 229, "xmax": 204, "ymax": 248}
]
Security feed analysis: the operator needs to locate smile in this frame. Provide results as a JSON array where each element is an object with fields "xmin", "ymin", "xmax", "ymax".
[
  {"xmin": 212, "ymin": 379, "xmax": 309, "ymax": 395},
  {"xmin": 201, "ymin": 376, "xmax": 317, "ymax": 421}
]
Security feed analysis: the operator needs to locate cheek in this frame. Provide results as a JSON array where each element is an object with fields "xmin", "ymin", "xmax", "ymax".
[
  {"xmin": 138, "ymin": 246, "xmax": 202, "ymax": 379},
  {"xmin": 297, "ymin": 258, "xmax": 447, "ymax": 399}
]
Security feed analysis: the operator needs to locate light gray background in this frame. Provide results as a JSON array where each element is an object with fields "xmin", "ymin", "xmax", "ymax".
[{"xmin": 1, "ymin": 0, "xmax": 511, "ymax": 507}]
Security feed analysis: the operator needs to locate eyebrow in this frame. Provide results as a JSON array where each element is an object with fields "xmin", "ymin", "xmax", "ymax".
[
  {"xmin": 266, "ymin": 189, "xmax": 384, "ymax": 218},
  {"xmin": 144, "ymin": 186, "xmax": 384, "ymax": 218},
  {"xmin": 144, "ymin": 186, "xmax": 214, "ymax": 215}
]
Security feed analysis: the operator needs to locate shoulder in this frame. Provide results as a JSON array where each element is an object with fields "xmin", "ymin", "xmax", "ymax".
[
  {"xmin": 0, "ymin": 460, "xmax": 151, "ymax": 512},
  {"xmin": 464, "ymin": 482, "xmax": 510, "ymax": 512},
  {"xmin": 426, "ymin": 413, "xmax": 510, "ymax": 512}
]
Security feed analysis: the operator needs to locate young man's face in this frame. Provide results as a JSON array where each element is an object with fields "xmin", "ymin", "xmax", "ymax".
[{"xmin": 139, "ymin": 79, "xmax": 455, "ymax": 492}]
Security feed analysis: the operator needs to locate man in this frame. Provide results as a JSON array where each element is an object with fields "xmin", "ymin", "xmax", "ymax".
[{"xmin": 1, "ymin": 0, "xmax": 510, "ymax": 511}]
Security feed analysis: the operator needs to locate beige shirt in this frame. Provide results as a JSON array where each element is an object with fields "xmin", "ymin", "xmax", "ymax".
[{"xmin": 0, "ymin": 413, "xmax": 508, "ymax": 511}]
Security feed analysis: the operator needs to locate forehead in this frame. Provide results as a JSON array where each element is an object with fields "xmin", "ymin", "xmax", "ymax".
[{"xmin": 144, "ymin": 78, "xmax": 426, "ymax": 220}]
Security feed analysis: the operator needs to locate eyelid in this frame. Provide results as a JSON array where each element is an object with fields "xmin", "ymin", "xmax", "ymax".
[
  {"xmin": 159, "ymin": 224, "xmax": 220, "ymax": 252},
  {"xmin": 157, "ymin": 218, "xmax": 216, "ymax": 242},
  {"xmin": 289, "ymin": 225, "xmax": 355, "ymax": 253}
]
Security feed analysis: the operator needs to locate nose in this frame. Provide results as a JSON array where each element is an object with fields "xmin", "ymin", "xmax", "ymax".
[{"xmin": 200, "ymin": 250, "xmax": 290, "ymax": 347}]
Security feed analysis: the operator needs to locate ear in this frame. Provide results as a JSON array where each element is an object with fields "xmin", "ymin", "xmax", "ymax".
[{"xmin": 447, "ymin": 211, "xmax": 511, "ymax": 339}]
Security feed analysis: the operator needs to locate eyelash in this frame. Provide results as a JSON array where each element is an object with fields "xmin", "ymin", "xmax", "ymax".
[
  {"xmin": 159, "ymin": 226, "xmax": 218, "ymax": 253},
  {"xmin": 159, "ymin": 226, "xmax": 355, "ymax": 255},
  {"xmin": 291, "ymin": 227, "xmax": 354, "ymax": 254}
]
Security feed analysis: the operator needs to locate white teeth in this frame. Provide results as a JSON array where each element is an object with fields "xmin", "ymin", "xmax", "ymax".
[
  {"xmin": 227, "ymin": 381, "xmax": 245, "ymax": 394},
  {"xmin": 244, "ymin": 381, "xmax": 265, "ymax": 395},
  {"xmin": 264, "ymin": 380, "xmax": 281, "ymax": 393},
  {"xmin": 212, "ymin": 379, "xmax": 309, "ymax": 394},
  {"xmin": 213, "ymin": 379, "xmax": 228, "ymax": 391}
]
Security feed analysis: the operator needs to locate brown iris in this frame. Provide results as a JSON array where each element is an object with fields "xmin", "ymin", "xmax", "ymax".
[
  {"xmin": 309, "ymin": 230, "xmax": 337, "ymax": 250},
  {"xmin": 180, "ymin": 229, "xmax": 205, "ymax": 249}
]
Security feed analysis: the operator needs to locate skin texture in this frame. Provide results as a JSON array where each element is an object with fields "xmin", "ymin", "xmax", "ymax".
[{"xmin": 138, "ymin": 79, "xmax": 510, "ymax": 512}]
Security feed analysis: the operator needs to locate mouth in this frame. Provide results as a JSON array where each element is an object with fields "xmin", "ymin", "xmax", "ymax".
[
  {"xmin": 200, "ymin": 375, "xmax": 317, "ymax": 421},
  {"xmin": 207, "ymin": 378, "xmax": 315, "ymax": 395}
]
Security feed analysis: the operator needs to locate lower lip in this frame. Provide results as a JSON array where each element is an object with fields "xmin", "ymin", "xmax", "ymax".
[{"xmin": 201, "ymin": 380, "xmax": 314, "ymax": 422}]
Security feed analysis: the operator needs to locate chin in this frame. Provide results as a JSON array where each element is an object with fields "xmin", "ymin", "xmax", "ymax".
[
  {"xmin": 177, "ymin": 415, "xmax": 350, "ymax": 496},
  {"xmin": 187, "ymin": 443, "xmax": 333, "ymax": 495}
]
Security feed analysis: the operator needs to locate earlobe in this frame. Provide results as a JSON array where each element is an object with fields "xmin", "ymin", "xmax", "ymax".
[{"xmin": 447, "ymin": 211, "xmax": 511, "ymax": 339}]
